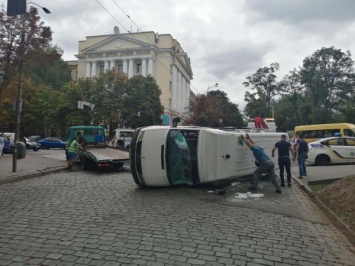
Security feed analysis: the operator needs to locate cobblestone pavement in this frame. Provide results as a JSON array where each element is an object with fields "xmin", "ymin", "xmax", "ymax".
[{"xmin": 0, "ymin": 168, "xmax": 354, "ymax": 266}]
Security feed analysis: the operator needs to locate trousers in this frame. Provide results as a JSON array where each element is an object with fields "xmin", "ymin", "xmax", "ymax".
[
  {"xmin": 252, "ymin": 160, "xmax": 281, "ymax": 190},
  {"xmin": 278, "ymin": 156, "xmax": 291, "ymax": 184}
]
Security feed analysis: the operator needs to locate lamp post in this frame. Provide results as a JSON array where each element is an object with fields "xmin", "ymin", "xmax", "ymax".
[
  {"xmin": 206, "ymin": 83, "xmax": 218, "ymax": 94},
  {"xmin": 12, "ymin": 2, "xmax": 51, "ymax": 172},
  {"xmin": 27, "ymin": 2, "xmax": 51, "ymax": 13}
]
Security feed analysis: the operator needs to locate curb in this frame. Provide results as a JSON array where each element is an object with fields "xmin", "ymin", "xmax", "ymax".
[
  {"xmin": 293, "ymin": 176, "xmax": 355, "ymax": 246},
  {"xmin": 0, "ymin": 166, "xmax": 68, "ymax": 185}
]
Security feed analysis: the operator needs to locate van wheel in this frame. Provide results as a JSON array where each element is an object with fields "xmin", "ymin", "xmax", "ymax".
[
  {"xmin": 81, "ymin": 157, "xmax": 88, "ymax": 170},
  {"xmin": 315, "ymin": 155, "xmax": 330, "ymax": 166}
]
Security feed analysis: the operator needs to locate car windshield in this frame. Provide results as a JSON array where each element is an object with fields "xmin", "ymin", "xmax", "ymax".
[
  {"xmin": 28, "ymin": 136, "xmax": 40, "ymax": 142},
  {"xmin": 166, "ymin": 129, "xmax": 198, "ymax": 186}
]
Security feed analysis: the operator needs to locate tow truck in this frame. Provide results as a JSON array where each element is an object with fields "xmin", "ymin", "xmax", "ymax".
[{"xmin": 66, "ymin": 126, "xmax": 129, "ymax": 170}]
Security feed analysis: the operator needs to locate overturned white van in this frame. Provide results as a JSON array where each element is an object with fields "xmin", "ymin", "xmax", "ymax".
[{"xmin": 130, "ymin": 126, "xmax": 285, "ymax": 187}]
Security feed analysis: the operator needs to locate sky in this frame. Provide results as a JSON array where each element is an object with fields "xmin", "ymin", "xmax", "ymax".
[{"xmin": 3, "ymin": 0, "xmax": 355, "ymax": 110}]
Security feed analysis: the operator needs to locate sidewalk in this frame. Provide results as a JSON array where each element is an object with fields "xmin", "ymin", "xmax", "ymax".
[{"xmin": 0, "ymin": 150, "xmax": 67, "ymax": 185}]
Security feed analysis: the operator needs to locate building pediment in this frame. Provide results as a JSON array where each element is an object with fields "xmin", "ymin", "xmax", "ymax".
[{"xmin": 82, "ymin": 34, "xmax": 155, "ymax": 54}]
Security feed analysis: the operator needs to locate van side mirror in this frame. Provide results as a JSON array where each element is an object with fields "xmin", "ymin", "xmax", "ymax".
[{"xmin": 172, "ymin": 117, "xmax": 181, "ymax": 127}]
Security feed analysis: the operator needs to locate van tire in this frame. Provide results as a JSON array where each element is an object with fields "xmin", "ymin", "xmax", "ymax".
[
  {"xmin": 315, "ymin": 155, "xmax": 330, "ymax": 166},
  {"xmin": 81, "ymin": 157, "xmax": 88, "ymax": 170}
]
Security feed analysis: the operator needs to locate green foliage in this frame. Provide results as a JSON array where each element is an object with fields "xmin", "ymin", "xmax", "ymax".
[
  {"xmin": 26, "ymin": 45, "xmax": 72, "ymax": 90},
  {"xmin": 245, "ymin": 47, "xmax": 355, "ymax": 131},
  {"xmin": 243, "ymin": 62, "xmax": 280, "ymax": 109},
  {"xmin": 0, "ymin": 6, "xmax": 52, "ymax": 97},
  {"xmin": 299, "ymin": 47, "xmax": 355, "ymax": 124},
  {"xmin": 120, "ymin": 75, "xmax": 164, "ymax": 128},
  {"xmin": 187, "ymin": 89, "xmax": 243, "ymax": 128}
]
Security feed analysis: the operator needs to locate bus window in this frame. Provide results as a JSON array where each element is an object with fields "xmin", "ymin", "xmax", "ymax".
[{"xmin": 344, "ymin": 129, "xmax": 355, "ymax": 137}]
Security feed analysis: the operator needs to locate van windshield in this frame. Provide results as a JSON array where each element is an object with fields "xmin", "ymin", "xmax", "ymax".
[{"xmin": 166, "ymin": 129, "xmax": 194, "ymax": 186}]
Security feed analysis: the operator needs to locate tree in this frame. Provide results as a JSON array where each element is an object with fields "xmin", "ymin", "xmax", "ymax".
[
  {"xmin": 0, "ymin": 6, "xmax": 52, "ymax": 97},
  {"xmin": 120, "ymin": 75, "xmax": 164, "ymax": 128},
  {"xmin": 187, "ymin": 89, "xmax": 244, "ymax": 127},
  {"xmin": 299, "ymin": 47, "xmax": 355, "ymax": 124},
  {"xmin": 243, "ymin": 62, "xmax": 280, "ymax": 110},
  {"xmin": 26, "ymin": 45, "xmax": 72, "ymax": 90},
  {"xmin": 85, "ymin": 70, "xmax": 129, "ymax": 128}
]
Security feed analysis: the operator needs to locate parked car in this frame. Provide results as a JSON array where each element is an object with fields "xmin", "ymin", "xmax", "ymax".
[
  {"xmin": 24, "ymin": 137, "xmax": 40, "ymax": 151},
  {"xmin": 307, "ymin": 136, "xmax": 355, "ymax": 166},
  {"xmin": 28, "ymin": 135, "xmax": 41, "ymax": 142},
  {"xmin": 38, "ymin": 137, "xmax": 66, "ymax": 149},
  {"xmin": 3, "ymin": 136, "xmax": 14, "ymax": 154}
]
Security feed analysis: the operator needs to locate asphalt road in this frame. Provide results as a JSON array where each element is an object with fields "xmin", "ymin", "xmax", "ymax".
[{"xmin": 0, "ymin": 164, "xmax": 354, "ymax": 265}]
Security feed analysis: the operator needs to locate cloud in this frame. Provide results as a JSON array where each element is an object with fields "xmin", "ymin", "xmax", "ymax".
[{"xmin": 244, "ymin": 0, "xmax": 355, "ymax": 24}]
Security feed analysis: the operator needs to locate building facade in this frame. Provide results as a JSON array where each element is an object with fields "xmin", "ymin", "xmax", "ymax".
[{"xmin": 70, "ymin": 27, "xmax": 194, "ymax": 125}]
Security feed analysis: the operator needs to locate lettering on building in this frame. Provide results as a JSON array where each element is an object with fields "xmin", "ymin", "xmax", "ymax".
[{"xmin": 86, "ymin": 49, "xmax": 150, "ymax": 58}]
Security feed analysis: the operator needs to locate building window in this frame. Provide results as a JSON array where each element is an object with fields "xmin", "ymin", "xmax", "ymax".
[
  {"xmin": 117, "ymin": 64, "xmax": 123, "ymax": 72},
  {"xmin": 136, "ymin": 63, "xmax": 142, "ymax": 74},
  {"xmin": 99, "ymin": 64, "xmax": 104, "ymax": 73}
]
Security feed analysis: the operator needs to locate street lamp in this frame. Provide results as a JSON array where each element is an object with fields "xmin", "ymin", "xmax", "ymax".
[
  {"xmin": 28, "ymin": 2, "xmax": 51, "ymax": 13},
  {"xmin": 206, "ymin": 83, "xmax": 218, "ymax": 94},
  {"xmin": 12, "ymin": 2, "xmax": 51, "ymax": 172}
]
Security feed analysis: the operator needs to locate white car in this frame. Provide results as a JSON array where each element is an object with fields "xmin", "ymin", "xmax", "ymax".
[{"xmin": 307, "ymin": 136, "xmax": 355, "ymax": 166}]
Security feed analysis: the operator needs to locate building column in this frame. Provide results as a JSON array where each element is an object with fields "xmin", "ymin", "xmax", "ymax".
[
  {"xmin": 148, "ymin": 58, "xmax": 154, "ymax": 76},
  {"xmin": 185, "ymin": 82, "xmax": 191, "ymax": 113},
  {"xmin": 110, "ymin": 60, "xmax": 116, "ymax": 70},
  {"xmin": 177, "ymin": 71, "xmax": 182, "ymax": 113},
  {"xmin": 85, "ymin": 62, "xmax": 91, "ymax": 77},
  {"xmin": 172, "ymin": 66, "xmax": 178, "ymax": 110},
  {"xmin": 91, "ymin": 61, "xmax": 97, "ymax": 77},
  {"xmin": 141, "ymin": 58, "xmax": 147, "ymax": 77},
  {"xmin": 104, "ymin": 61, "xmax": 110, "ymax": 72},
  {"xmin": 181, "ymin": 77, "xmax": 186, "ymax": 113},
  {"xmin": 123, "ymin": 59, "xmax": 128, "ymax": 75},
  {"xmin": 128, "ymin": 59, "xmax": 134, "ymax": 78}
]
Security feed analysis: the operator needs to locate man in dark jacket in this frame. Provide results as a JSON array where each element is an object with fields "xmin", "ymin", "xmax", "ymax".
[
  {"xmin": 272, "ymin": 135, "xmax": 295, "ymax": 187},
  {"xmin": 295, "ymin": 134, "xmax": 309, "ymax": 179}
]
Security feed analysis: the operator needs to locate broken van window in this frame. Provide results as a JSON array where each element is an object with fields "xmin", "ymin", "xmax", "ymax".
[{"xmin": 166, "ymin": 130, "xmax": 193, "ymax": 185}]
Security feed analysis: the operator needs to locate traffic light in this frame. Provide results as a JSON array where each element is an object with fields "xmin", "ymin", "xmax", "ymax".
[{"xmin": 7, "ymin": 0, "xmax": 26, "ymax": 16}]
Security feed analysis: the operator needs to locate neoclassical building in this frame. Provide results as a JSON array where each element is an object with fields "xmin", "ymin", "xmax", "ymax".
[{"xmin": 67, "ymin": 27, "xmax": 194, "ymax": 125}]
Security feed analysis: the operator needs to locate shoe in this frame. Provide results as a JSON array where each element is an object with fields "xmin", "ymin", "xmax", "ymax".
[
  {"xmin": 275, "ymin": 190, "xmax": 282, "ymax": 194},
  {"xmin": 299, "ymin": 176, "xmax": 303, "ymax": 179},
  {"xmin": 249, "ymin": 186, "xmax": 257, "ymax": 191},
  {"xmin": 287, "ymin": 183, "xmax": 291, "ymax": 187},
  {"xmin": 304, "ymin": 174, "xmax": 307, "ymax": 176},
  {"xmin": 67, "ymin": 166, "xmax": 72, "ymax": 170},
  {"xmin": 281, "ymin": 183, "xmax": 285, "ymax": 187}
]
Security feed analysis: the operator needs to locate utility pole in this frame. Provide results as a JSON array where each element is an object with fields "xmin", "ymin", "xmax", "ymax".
[{"xmin": 9, "ymin": 2, "xmax": 51, "ymax": 172}]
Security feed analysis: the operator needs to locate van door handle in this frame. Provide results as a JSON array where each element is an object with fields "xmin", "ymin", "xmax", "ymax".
[{"xmin": 161, "ymin": 145, "xmax": 165, "ymax": 169}]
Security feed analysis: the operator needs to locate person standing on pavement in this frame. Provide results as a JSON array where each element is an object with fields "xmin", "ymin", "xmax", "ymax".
[
  {"xmin": 295, "ymin": 133, "xmax": 309, "ymax": 179},
  {"xmin": 67, "ymin": 136, "xmax": 84, "ymax": 170},
  {"xmin": 242, "ymin": 134, "xmax": 282, "ymax": 194},
  {"xmin": 271, "ymin": 135, "xmax": 295, "ymax": 187}
]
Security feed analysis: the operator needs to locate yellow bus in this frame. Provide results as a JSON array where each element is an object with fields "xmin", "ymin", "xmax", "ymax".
[{"xmin": 294, "ymin": 123, "xmax": 355, "ymax": 143}]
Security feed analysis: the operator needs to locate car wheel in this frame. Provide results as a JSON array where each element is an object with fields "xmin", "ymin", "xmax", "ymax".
[
  {"xmin": 117, "ymin": 139, "xmax": 124, "ymax": 149},
  {"xmin": 32, "ymin": 147, "xmax": 39, "ymax": 151},
  {"xmin": 315, "ymin": 155, "xmax": 330, "ymax": 166}
]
